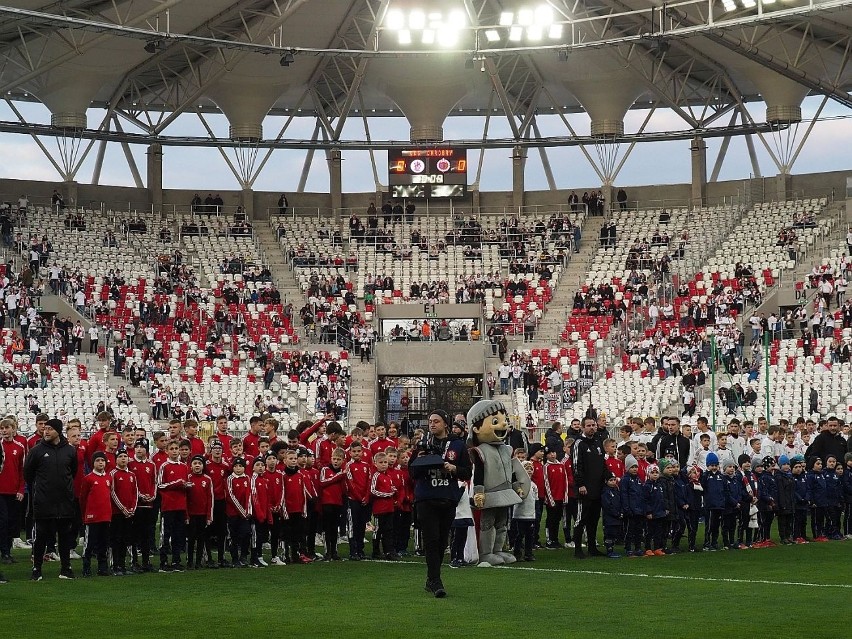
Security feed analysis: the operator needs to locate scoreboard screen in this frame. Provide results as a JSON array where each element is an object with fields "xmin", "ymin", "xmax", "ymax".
[{"xmin": 388, "ymin": 147, "xmax": 467, "ymax": 198}]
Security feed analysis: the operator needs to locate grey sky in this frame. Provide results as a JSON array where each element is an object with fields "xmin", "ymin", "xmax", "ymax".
[{"xmin": 0, "ymin": 95, "xmax": 849, "ymax": 195}]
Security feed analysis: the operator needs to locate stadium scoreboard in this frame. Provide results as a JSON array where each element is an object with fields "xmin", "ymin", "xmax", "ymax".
[{"xmin": 388, "ymin": 147, "xmax": 467, "ymax": 198}]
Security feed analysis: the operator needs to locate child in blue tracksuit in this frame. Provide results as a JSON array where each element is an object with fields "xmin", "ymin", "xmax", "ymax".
[
  {"xmin": 774, "ymin": 455, "xmax": 795, "ymax": 545},
  {"xmin": 672, "ymin": 465, "xmax": 701, "ymax": 552},
  {"xmin": 807, "ymin": 457, "xmax": 829, "ymax": 540},
  {"xmin": 843, "ymin": 453, "xmax": 852, "ymax": 537},
  {"xmin": 721, "ymin": 460, "xmax": 744, "ymax": 549},
  {"xmin": 791, "ymin": 455, "xmax": 811, "ymax": 541},
  {"xmin": 700, "ymin": 453, "xmax": 725, "ymax": 550},
  {"xmin": 620, "ymin": 455, "xmax": 645, "ymax": 557},
  {"xmin": 643, "ymin": 464, "xmax": 668, "ymax": 554},
  {"xmin": 755, "ymin": 456, "xmax": 778, "ymax": 544},
  {"xmin": 824, "ymin": 455, "xmax": 843, "ymax": 539},
  {"xmin": 601, "ymin": 475, "xmax": 622, "ymax": 558}
]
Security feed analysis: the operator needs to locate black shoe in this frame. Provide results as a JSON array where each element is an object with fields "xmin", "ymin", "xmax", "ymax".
[
  {"xmin": 111, "ymin": 568, "xmax": 126, "ymax": 577},
  {"xmin": 143, "ymin": 564, "xmax": 156, "ymax": 573},
  {"xmin": 349, "ymin": 554, "xmax": 361, "ymax": 561},
  {"xmin": 425, "ymin": 579, "xmax": 447, "ymax": 598},
  {"xmin": 574, "ymin": 550, "xmax": 588, "ymax": 559},
  {"xmin": 330, "ymin": 554, "xmax": 343, "ymax": 561},
  {"xmin": 31, "ymin": 568, "xmax": 43, "ymax": 581},
  {"xmin": 206, "ymin": 561, "xmax": 219, "ymax": 569},
  {"xmin": 0, "ymin": 572, "xmax": 7, "ymax": 584},
  {"xmin": 524, "ymin": 556, "xmax": 536, "ymax": 562},
  {"xmin": 129, "ymin": 564, "xmax": 142, "ymax": 574},
  {"xmin": 1, "ymin": 555, "xmax": 14, "ymax": 564},
  {"xmin": 81, "ymin": 568, "xmax": 92, "ymax": 578},
  {"xmin": 171, "ymin": 563, "xmax": 185, "ymax": 572},
  {"xmin": 218, "ymin": 560, "xmax": 232, "ymax": 569},
  {"xmin": 159, "ymin": 564, "xmax": 173, "ymax": 573},
  {"xmin": 96, "ymin": 570, "xmax": 110, "ymax": 577},
  {"xmin": 186, "ymin": 562, "xmax": 195, "ymax": 571}
]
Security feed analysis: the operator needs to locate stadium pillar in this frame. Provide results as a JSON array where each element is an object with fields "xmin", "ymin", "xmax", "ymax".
[
  {"xmin": 62, "ymin": 180, "xmax": 78, "ymax": 209},
  {"xmin": 241, "ymin": 188, "xmax": 254, "ymax": 219},
  {"xmin": 690, "ymin": 136, "xmax": 707, "ymax": 207},
  {"xmin": 146, "ymin": 143, "xmax": 163, "ymax": 213},
  {"xmin": 772, "ymin": 172, "xmax": 792, "ymax": 202},
  {"xmin": 329, "ymin": 148, "xmax": 342, "ymax": 221},
  {"xmin": 512, "ymin": 145, "xmax": 526, "ymax": 210}
]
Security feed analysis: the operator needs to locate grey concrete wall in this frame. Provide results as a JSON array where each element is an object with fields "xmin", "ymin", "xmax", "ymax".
[
  {"xmin": 375, "ymin": 341, "xmax": 486, "ymax": 376},
  {"xmin": 2, "ymin": 168, "xmax": 848, "ymax": 216},
  {"xmin": 377, "ymin": 303, "xmax": 481, "ymax": 320}
]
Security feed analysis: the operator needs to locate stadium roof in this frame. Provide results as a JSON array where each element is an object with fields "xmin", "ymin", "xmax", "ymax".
[{"xmin": 0, "ymin": 0, "xmax": 850, "ymax": 153}]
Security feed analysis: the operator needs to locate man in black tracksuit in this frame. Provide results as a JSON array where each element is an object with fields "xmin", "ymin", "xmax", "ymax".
[
  {"xmin": 650, "ymin": 416, "xmax": 692, "ymax": 467},
  {"xmin": 572, "ymin": 417, "xmax": 608, "ymax": 558},
  {"xmin": 23, "ymin": 418, "xmax": 77, "ymax": 580}
]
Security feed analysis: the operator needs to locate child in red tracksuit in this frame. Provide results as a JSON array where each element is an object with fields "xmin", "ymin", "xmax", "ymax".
[
  {"xmin": 186, "ymin": 455, "xmax": 213, "ymax": 570},
  {"xmin": 128, "ymin": 438, "xmax": 157, "ymax": 572},
  {"xmin": 370, "ymin": 452, "xmax": 397, "ymax": 560},
  {"xmin": 263, "ymin": 454, "xmax": 285, "ymax": 565},
  {"xmin": 157, "ymin": 440, "xmax": 190, "ymax": 572},
  {"xmin": 345, "ymin": 442, "xmax": 371, "ymax": 560},
  {"xmin": 109, "ymin": 450, "xmax": 138, "ymax": 575},
  {"xmin": 530, "ymin": 446, "xmax": 546, "ymax": 547},
  {"xmin": 282, "ymin": 449, "xmax": 311, "ymax": 564},
  {"xmin": 300, "ymin": 450, "xmax": 322, "ymax": 559},
  {"xmin": 563, "ymin": 445, "xmax": 578, "ymax": 548},
  {"xmin": 543, "ymin": 446, "xmax": 567, "ymax": 548},
  {"xmin": 319, "ymin": 448, "xmax": 347, "ymax": 561},
  {"xmin": 226, "ymin": 457, "xmax": 252, "ymax": 566},
  {"xmin": 251, "ymin": 457, "xmax": 272, "ymax": 567},
  {"xmin": 81, "ymin": 452, "xmax": 112, "ymax": 576},
  {"xmin": 392, "ymin": 450, "xmax": 414, "ymax": 556}
]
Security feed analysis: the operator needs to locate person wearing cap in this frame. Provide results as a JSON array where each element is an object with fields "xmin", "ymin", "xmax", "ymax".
[
  {"xmin": 409, "ymin": 408, "xmax": 471, "ymax": 598},
  {"xmin": 700, "ymin": 452, "xmax": 724, "ymax": 551},
  {"xmin": 24, "ymin": 417, "xmax": 77, "ymax": 580}
]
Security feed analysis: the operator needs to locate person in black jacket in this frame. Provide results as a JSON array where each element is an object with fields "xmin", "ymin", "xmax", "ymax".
[
  {"xmin": 650, "ymin": 416, "xmax": 691, "ymax": 467},
  {"xmin": 24, "ymin": 418, "xmax": 77, "ymax": 580},
  {"xmin": 544, "ymin": 422, "xmax": 565, "ymax": 460},
  {"xmin": 409, "ymin": 410, "xmax": 472, "ymax": 598},
  {"xmin": 806, "ymin": 416, "xmax": 846, "ymax": 464},
  {"xmin": 572, "ymin": 417, "xmax": 608, "ymax": 558}
]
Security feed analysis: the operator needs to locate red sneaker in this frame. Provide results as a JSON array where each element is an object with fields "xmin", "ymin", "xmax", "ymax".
[
  {"xmin": 298, "ymin": 553, "xmax": 313, "ymax": 564},
  {"xmin": 794, "ymin": 537, "xmax": 808, "ymax": 544},
  {"xmin": 814, "ymin": 536, "xmax": 830, "ymax": 543}
]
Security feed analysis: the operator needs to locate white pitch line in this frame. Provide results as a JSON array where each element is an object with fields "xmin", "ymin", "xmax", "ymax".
[{"xmin": 381, "ymin": 560, "xmax": 852, "ymax": 589}]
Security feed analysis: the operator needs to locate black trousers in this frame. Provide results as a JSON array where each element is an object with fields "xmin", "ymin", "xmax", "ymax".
[
  {"xmin": 394, "ymin": 510, "xmax": 412, "ymax": 553},
  {"xmin": 545, "ymin": 501, "xmax": 563, "ymax": 545},
  {"xmin": 373, "ymin": 512, "xmax": 394, "ymax": 557},
  {"xmin": 228, "ymin": 516, "xmax": 250, "ymax": 563},
  {"xmin": 252, "ymin": 520, "xmax": 269, "ymax": 562},
  {"xmin": 160, "ymin": 509, "xmax": 186, "ymax": 565},
  {"xmin": 84, "ymin": 521, "xmax": 111, "ymax": 573},
  {"xmin": 132, "ymin": 507, "xmax": 155, "ymax": 566},
  {"xmin": 347, "ymin": 501, "xmax": 369, "ymax": 557},
  {"xmin": 512, "ymin": 519, "xmax": 534, "ymax": 558},
  {"xmin": 793, "ymin": 509, "xmax": 809, "ymax": 540},
  {"xmin": 110, "ymin": 514, "xmax": 133, "ymax": 569},
  {"xmin": 322, "ymin": 505, "xmax": 342, "ymax": 557},
  {"xmin": 777, "ymin": 512, "xmax": 793, "ymax": 541},
  {"xmin": 305, "ymin": 503, "xmax": 319, "ymax": 555},
  {"xmin": 573, "ymin": 497, "xmax": 602, "ymax": 553},
  {"xmin": 206, "ymin": 500, "xmax": 227, "ymax": 562},
  {"xmin": 416, "ymin": 499, "xmax": 455, "ymax": 584},
  {"xmin": 282, "ymin": 513, "xmax": 305, "ymax": 561},
  {"xmin": 32, "ymin": 517, "xmax": 75, "ymax": 572},
  {"xmin": 186, "ymin": 514, "xmax": 207, "ymax": 565},
  {"xmin": 0, "ymin": 494, "xmax": 20, "ymax": 557},
  {"xmin": 706, "ymin": 510, "xmax": 722, "ymax": 546},
  {"xmin": 624, "ymin": 515, "xmax": 645, "ymax": 552},
  {"xmin": 269, "ymin": 512, "xmax": 284, "ymax": 558}
]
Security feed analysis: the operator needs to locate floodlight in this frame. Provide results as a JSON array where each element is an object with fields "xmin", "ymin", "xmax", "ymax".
[
  {"xmin": 518, "ymin": 9, "xmax": 534, "ymax": 26},
  {"xmin": 535, "ymin": 6, "xmax": 554, "ymax": 25},
  {"xmin": 499, "ymin": 12, "xmax": 514, "ymax": 26},
  {"xmin": 741, "ymin": 0, "xmax": 756, "ymax": 7},
  {"xmin": 485, "ymin": 29, "xmax": 501, "ymax": 42},
  {"xmin": 421, "ymin": 29, "xmax": 435, "ymax": 44},
  {"xmin": 280, "ymin": 50, "xmax": 295, "ymax": 66},
  {"xmin": 449, "ymin": 9, "xmax": 466, "ymax": 28},
  {"xmin": 144, "ymin": 40, "xmax": 159, "ymax": 54},
  {"xmin": 509, "ymin": 26, "xmax": 523, "ymax": 41},
  {"xmin": 386, "ymin": 9, "xmax": 404, "ymax": 30},
  {"xmin": 398, "ymin": 29, "xmax": 412, "ymax": 44},
  {"xmin": 409, "ymin": 10, "xmax": 426, "ymax": 29},
  {"xmin": 437, "ymin": 29, "xmax": 459, "ymax": 47},
  {"xmin": 527, "ymin": 25, "xmax": 543, "ymax": 40},
  {"xmin": 548, "ymin": 24, "xmax": 563, "ymax": 39}
]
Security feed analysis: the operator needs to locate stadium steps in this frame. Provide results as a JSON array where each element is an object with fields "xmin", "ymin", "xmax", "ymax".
[
  {"xmin": 535, "ymin": 216, "xmax": 607, "ymax": 345},
  {"xmin": 253, "ymin": 225, "xmax": 304, "ymax": 307},
  {"xmin": 346, "ymin": 356, "xmax": 377, "ymax": 424}
]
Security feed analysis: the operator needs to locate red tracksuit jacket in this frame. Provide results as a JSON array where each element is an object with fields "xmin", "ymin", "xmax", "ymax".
[
  {"xmin": 370, "ymin": 470, "xmax": 396, "ymax": 515},
  {"xmin": 80, "ymin": 471, "xmax": 112, "ymax": 524},
  {"xmin": 186, "ymin": 436, "xmax": 206, "ymax": 458},
  {"xmin": 531, "ymin": 459, "xmax": 546, "ymax": 500},
  {"xmin": 544, "ymin": 460, "xmax": 568, "ymax": 506},
  {"xmin": 158, "ymin": 460, "xmax": 189, "ymax": 512},
  {"xmin": 263, "ymin": 469, "xmax": 284, "ymax": 513},
  {"xmin": 345, "ymin": 460, "xmax": 371, "ymax": 505},
  {"xmin": 128, "ymin": 458, "xmax": 157, "ymax": 505},
  {"xmin": 251, "ymin": 474, "xmax": 272, "ymax": 524},
  {"xmin": 319, "ymin": 465, "xmax": 346, "ymax": 507},
  {"xmin": 0, "ymin": 439, "xmax": 26, "ymax": 496},
  {"xmin": 226, "ymin": 474, "xmax": 252, "ymax": 519},
  {"xmin": 282, "ymin": 468, "xmax": 308, "ymax": 518},
  {"xmin": 205, "ymin": 458, "xmax": 230, "ymax": 501},
  {"xmin": 605, "ymin": 455, "xmax": 625, "ymax": 480},
  {"xmin": 187, "ymin": 473, "xmax": 214, "ymax": 521},
  {"xmin": 151, "ymin": 449, "xmax": 169, "ymax": 471},
  {"xmin": 110, "ymin": 467, "xmax": 138, "ymax": 517},
  {"xmin": 73, "ymin": 444, "xmax": 87, "ymax": 498},
  {"xmin": 392, "ymin": 465, "xmax": 414, "ymax": 513}
]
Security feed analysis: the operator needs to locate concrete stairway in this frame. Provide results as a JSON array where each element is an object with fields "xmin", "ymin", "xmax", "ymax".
[
  {"xmin": 346, "ymin": 355, "xmax": 377, "ymax": 423},
  {"xmin": 254, "ymin": 225, "xmax": 303, "ymax": 307}
]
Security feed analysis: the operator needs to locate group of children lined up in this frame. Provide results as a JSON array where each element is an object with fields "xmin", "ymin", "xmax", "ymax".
[
  {"xmin": 1, "ymin": 412, "xmax": 421, "ymax": 576},
  {"xmin": 509, "ymin": 429, "xmax": 852, "ymax": 562}
]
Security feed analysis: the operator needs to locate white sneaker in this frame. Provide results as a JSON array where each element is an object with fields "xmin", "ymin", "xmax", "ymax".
[
  {"xmin": 46, "ymin": 552, "xmax": 60, "ymax": 561},
  {"xmin": 262, "ymin": 543, "xmax": 271, "ymax": 550},
  {"xmin": 13, "ymin": 539, "xmax": 31, "ymax": 550},
  {"xmin": 69, "ymin": 550, "xmax": 82, "ymax": 560},
  {"xmin": 270, "ymin": 556, "xmax": 285, "ymax": 566},
  {"xmin": 564, "ymin": 542, "xmax": 575, "ymax": 548},
  {"xmin": 257, "ymin": 557, "xmax": 268, "ymax": 567}
]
